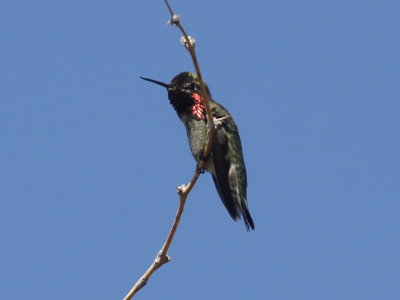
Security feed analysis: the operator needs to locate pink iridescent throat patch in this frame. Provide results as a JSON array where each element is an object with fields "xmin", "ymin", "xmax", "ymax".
[{"xmin": 190, "ymin": 93, "xmax": 206, "ymax": 120}]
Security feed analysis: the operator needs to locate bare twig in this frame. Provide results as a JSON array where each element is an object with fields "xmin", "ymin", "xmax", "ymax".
[
  {"xmin": 123, "ymin": 1, "xmax": 216, "ymax": 299},
  {"xmin": 164, "ymin": 0, "xmax": 216, "ymax": 168},
  {"xmin": 164, "ymin": 0, "xmax": 214, "ymax": 129},
  {"xmin": 123, "ymin": 174, "xmax": 201, "ymax": 300}
]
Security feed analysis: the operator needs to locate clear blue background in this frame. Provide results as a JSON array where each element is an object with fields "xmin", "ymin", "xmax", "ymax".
[{"xmin": 1, "ymin": 1, "xmax": 399, "ymax": 299}]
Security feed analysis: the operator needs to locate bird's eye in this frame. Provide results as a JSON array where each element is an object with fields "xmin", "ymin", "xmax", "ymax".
[{"xmin": 189, "ymin": 82, "xmax": 198, "ymax": 91}]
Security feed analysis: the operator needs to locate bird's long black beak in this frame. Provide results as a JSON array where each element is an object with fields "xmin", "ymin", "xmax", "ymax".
[{"xmin": 140, "ymin": 76, "xmax": 170, "ymax": 89}]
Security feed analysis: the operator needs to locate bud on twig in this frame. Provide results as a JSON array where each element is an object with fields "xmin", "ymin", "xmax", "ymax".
[
  {"xmin": 180, "ymin": 35, "xmax": 196, "ymax": 49},
  {"xmin": 167, "ymin": 14, "xmax": 180, "ymax": 26}
]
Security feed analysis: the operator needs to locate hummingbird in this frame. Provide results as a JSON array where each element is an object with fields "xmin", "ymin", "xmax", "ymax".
[{"xmin": 140, "ymin": 72, "xmax": 254, "ymax": 231}]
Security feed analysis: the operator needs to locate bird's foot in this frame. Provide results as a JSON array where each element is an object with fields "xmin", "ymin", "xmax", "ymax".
[{"xmin": 196, "ymin": 164, "xmax": 205, "ymax": 174}]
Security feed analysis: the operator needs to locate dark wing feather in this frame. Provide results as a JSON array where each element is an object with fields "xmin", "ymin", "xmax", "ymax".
[
  {"xmin": 209, "ymin": 101, "xmax": 255, "ymax": 231},
  {"xmin": 211, "ymin": 126, "xmax": 241, "ymax": 220}
]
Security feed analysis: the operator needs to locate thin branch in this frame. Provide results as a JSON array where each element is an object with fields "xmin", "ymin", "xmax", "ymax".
[
  {"xmin": 164, "ymin": 0, "xmax": 214, "ymax": 128},
  {"xmin": 122, "ymin": 1, "xmax": 216, "ymax": 299},
  {"xmin": 164, "ymin": 0, "xmax": 215, "ymax": 167},
  {"xmin": 123, "ymin": 173, "xmax": 201, "ymax": 300}
]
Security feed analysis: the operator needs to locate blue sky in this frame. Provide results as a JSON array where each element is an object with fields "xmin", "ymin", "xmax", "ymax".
[{"xmin": 1, "ymin": 1, "xmax": 399, "ymax": 299}]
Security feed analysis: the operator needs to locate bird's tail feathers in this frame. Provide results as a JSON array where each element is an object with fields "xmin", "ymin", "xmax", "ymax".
[{"xmin": 240, "ymin": 200, "xmax": 255, "ymax": 231}]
